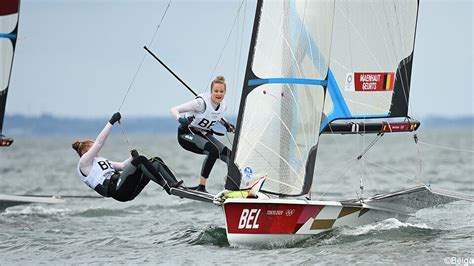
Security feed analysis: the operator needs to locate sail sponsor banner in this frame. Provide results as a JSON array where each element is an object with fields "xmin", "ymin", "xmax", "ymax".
[
  {"xmin": 224, "ymin": 203, "xmax": 323, "ymax": 234},
  {"xmin": 345, "ymin": 72, "xmax": 395, "ymax": 92}
]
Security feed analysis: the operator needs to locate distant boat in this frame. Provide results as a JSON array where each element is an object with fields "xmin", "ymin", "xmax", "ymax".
[
  {"xmin": 0, "ymin": 0, "xmax": 64, "ymax": 209},
  {"xmin": 215, "ymin": 0, "xmax": 473, "ymax": 246}
]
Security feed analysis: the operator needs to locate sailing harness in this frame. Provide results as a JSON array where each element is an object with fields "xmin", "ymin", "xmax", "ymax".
[{"xmin": 95, "ymin": 172, "xmax": 121, "ymax": 198}]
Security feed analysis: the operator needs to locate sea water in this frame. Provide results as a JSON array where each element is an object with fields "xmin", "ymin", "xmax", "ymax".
[{"xmin": 0, "ymin": 128, "xmax": 472, "ymax": 264}]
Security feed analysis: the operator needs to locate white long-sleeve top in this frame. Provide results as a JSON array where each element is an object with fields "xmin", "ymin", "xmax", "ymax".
[
  {"xmin": 170, "ymin": 94, "xmax": 230, "ymax": 130},
  {"xmin": 78, "ymin": 122, "xmax": 132, "ymax": 177},
  {"xmin": 170, "ymin": 98, "xmax": 206, "ymax": 120}
]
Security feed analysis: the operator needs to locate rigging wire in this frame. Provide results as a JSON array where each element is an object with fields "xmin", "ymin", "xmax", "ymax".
[
  {"xmin": 230, "ymin": 0, "xmax": 247, "ymax": 116},
  {"xmin": 418, "ymin": 140, "xmax": 474, "ymax": 154},
  {"xmin": 204, "ymin": 0, "xmax": 246, "ymax": 92},
  {"xmin": 365, "ymin": 159, "xmax": 425, "ymax": 186},
  {"xmin": 413, "ymin": 134, "xmax": 424, "ymax": 183},
  {"xmin": 118, "ymin": 0, "xmax": 172, "ymax": 112},
  {"xmin": 316, "ymin": 158, "xmax": 358, "ymax": 201},
  {"xmin": 361, "ymin": 158, "xmax": 382, "ymax": 196},
  {"xmin": 115, "ymin": 0, "xmax": 172, "ymax": 150},
  {"xmin": 357, "ymin": 132, "xmax": 384, "ymax": 160}
]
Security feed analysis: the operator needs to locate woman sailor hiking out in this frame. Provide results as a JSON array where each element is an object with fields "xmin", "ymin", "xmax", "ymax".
[
  {"xmin": 72, "ymin": 112, "xmax": 182, "ymax": 202},
  {"xmin": 170, "ymin": 76, "xmax": 235, "ymax": 193}
]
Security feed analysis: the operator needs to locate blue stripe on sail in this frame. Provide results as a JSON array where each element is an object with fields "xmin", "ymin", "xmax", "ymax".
[
  {"xmin": 289, "ymin": 0, "xmax": 329, "ymax": 77},
  {"xmin": 248, "ymin": 78, "xmax": 327, "ymax": 86},
  {"xmin": 320, "ymin": 69, "xmax": 352, "ymax": 130},
  {"xmin": 284, "ymin": 1, "xmax": 350, "ymax": 131},
  {"xmin": 250, "ymin": 1, "xmax": 393, "ymax": 133},
  {"xmin": 0, "ymin": 33, "xmax": 16, "ymax": 39}
]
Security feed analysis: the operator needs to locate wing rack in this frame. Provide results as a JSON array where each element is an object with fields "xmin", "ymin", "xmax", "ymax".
[{"xmin": 321, "ymin": 118, "xmax": 420, "ymax": 134}]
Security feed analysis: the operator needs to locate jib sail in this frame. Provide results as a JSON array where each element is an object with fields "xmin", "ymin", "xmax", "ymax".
[{"xmin": 226, "ymin": 0, "xmax": 335, "ymax": 195}]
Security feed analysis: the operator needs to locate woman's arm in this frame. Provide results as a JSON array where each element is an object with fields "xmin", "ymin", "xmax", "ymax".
[
  {"xmin": 170, "ymin": 98, "xmax": 205, "ymax": 120},
  {"xmin": 81, "ymin": 122, "xmax": 112, "ymax": 164},
  {"xmin": 79, "ymin": 113, "xmax": 121, "ymax": 175},
  {"xmin": 79, "ymin": 122, "xmax": 113, "ymax": 173},
  {"xmin": 109, "ymin": 157, "xmax": 132, "ymax": 171}
]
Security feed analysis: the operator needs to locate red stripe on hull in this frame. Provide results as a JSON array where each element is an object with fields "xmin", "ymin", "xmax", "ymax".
[{"xmin": 224, "ymin": 203, "xmax": 322, "ymax": 234}]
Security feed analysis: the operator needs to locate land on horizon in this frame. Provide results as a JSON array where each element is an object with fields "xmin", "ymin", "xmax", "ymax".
[{"xmin": 2, "ymin": 114, "xmax": 473, "ymax": 137}]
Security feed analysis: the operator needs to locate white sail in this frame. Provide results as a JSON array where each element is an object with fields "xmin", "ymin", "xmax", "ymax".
[
  {"xmin": 323, "ymin": 0, "xmax": 419, "ymax": 127},
  {"xmin": 227, "ymin": 0, "xmax": 335, "ymax": 195}
]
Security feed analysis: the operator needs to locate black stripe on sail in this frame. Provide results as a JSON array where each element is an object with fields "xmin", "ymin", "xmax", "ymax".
[
  {"xmin": 0, "ymin": 90, "xmax": 7, "ymax": 135},
  {"xmin": 302, "ymin": 145, "xmax": 319, "ymax": 195},
  {"xmin": 225, "ymin": 0, "xmax": 264, "ymax": 191},
  {"xmin": 389, "ymin": 53, "xmax": 413, "ymax": 117},
  {"xmin": 389, "ymin": 0, "xmax": 419, "ymax": 117}
]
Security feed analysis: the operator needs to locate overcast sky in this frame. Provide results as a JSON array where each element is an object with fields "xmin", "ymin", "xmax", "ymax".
[{"xmin": 5, "ymin": 0, "xmax": 473, "ymax": 119}]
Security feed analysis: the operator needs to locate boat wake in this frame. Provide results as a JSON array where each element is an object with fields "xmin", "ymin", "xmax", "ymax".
[
  {"xmin": 1, "ymin": 205, "xmax": 71, "ymax": 218},
  {"xmin": 71, "ymin": 207, "xmax": 141, "ymax": 218},
  {"xmin": 340, "ymin": 218, "xmax": 432, "ymax": 236},
  {"xmin": 192, "ymin": 219, "xmax": 443, "ymax": 249},
  {"xmin": 189, "ymin": 226, "xmax": 229, "ymax": 247},
  {"xmin": 292, "ymin": 219, "xmax": 442, "ymax": 248},
  {"xmin": 156, "ymin": 226, "xmax": 229, "ymax": 247}
]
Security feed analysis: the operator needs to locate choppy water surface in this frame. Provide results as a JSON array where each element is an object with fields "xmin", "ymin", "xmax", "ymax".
[{"xmin": 0, "ymin": 129, "xmax": 472, "ymax": 264}]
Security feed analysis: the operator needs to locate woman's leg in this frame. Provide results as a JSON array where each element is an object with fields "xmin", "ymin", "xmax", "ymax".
[
  {"xmin": 178, "ymin": 127, "xmax": 231, "ymax": 191},
  {"xmin": 152, "ymin": 156, "xmax": 182, "ymax": 185},
  {"xmin": 131, "ymin": 155, "xmax": 182, "ymax": 194},
  {"xmin": 111, "ymin": 167, "xmax": 149, "ymax": 202},
  {"xmin": 205, "ymin": 134, "xmax": 231, "ymax": 163},
  {"xmin": 200, "ymin": 134, "xmax": 232, "ymax": 178}
]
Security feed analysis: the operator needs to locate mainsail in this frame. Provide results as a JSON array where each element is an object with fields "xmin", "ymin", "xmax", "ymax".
[
  {"xmin": 322, "ymin": 0, "xmax": 420, "ymax": 133},
  {"xmin": 0, "ymin": 0, "xmax": 20, "ymax": 147},
  {"xmin": 225, "ymin": 0, "xmax": 420, "ymax": 196}
]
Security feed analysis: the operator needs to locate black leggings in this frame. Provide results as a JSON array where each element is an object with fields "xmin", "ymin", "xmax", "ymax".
[
  {"xmin": 177, "ymin": 126, "xmax": 231, "ymax": 179},
  {"xmin": 109, "ymin": 156, "xmax": 179, "ymax": 202}
]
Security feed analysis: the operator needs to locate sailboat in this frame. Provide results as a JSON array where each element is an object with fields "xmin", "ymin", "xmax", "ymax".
[
  {"xmin": 208, "ymin": 0, "xmax": 474, "ymax": 246},
  {"xmin": 0, "ymin": 0, "xmax": 18, "ymax": 147},
  {"xmin": 0, "ymin": 0, "xmax": 64, "ymax": 209}
]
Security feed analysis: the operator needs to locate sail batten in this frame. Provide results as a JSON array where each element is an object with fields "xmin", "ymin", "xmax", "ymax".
[
  {"xmin": 249, "ymin": 78, "xmax": 326, "ymax": 86},
  {"xmin": 0, "ymin": 33, "xmax": 16, "ymax": 39}
]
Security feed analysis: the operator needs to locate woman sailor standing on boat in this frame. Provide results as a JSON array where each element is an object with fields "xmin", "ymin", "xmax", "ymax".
[
  {"xmin": 170, "ymin": 76, "xmax": 235, "ymax": 193},
  {"xmin": 72, "ymin": 112, "xmax": 182, "ymax": 201}
]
